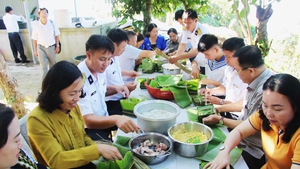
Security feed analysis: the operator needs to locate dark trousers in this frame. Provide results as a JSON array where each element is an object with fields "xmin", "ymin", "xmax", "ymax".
[
  {"xmin": 86, "ymin": 100, "xmax": 123, "ymax": 141},
  {"xmin": 8, "ymin": 32, "xmax": 27, "ymax": 62},
  {"xmin": 242, "ymin": 150, "xmax": 266, "ymax": 169}
]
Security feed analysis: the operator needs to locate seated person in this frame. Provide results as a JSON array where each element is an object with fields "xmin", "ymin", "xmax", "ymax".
[
  {"xmin": 139, "ymin": 23, "xmax": 166, "ymax": 51},
  {"xmin": 77, "ymin": 35, "xmax": 139, "ymax": 141},
  {"xmin": 191, "ymin": 34, "xmax": 227, "ymax": 88},
  {"xmin": 201, "ymin": 37, "xmax": 248, "ymax": 119},
  {"xmin": 27, "ymin": 61, "xmax": 122, "ymax": 169},
  {"xmin": 165, "ymin": 28, "xmax": 179, "ymax": 55},
  {"xmin": 136, "ymin": 33, "xmax": 144, "ymax": 48},
  {"xmin": 0, "ymin": 103, "xmax": 48, "ymax": 169},
  {"xmin": 119, "ymin": 30, "xmax": 155, "ymax": 82},
  {"xmin": 204, "ymin": 74, "xmax": 300, "ymax": 169},
  {"xmin": 105, "ymin": 28, "xmax": 138, "ymax": 116}
]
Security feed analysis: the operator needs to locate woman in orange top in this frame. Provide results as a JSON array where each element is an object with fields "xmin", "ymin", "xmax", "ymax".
[{"xmin": 204, "ymin": 73, "xmax": 300, "ymax": 169}]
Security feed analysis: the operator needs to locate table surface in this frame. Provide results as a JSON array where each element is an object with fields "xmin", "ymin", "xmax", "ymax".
[{"xmin": 117, "ymin": 73, "xmax": 248, "ymax": 169}]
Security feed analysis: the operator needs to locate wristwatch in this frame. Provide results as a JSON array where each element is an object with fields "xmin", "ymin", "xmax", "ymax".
[
  {"xmin": 219, "ymin": 116, "xmax": 224, "ymax": 125},
  {"xmin": 220, "ymin": 145, "xmax": 226, "ymax": 151}
]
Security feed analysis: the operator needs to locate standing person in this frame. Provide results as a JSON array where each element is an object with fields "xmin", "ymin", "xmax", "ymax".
[
  {"xmin": 139, "ymin": 23, "xmax": 166, "ymax": 51},
  {"xmin": 203, "ymin": 45, "xmax": 274, "ymax": 169},
  {"xmin": 27, "ymin": 61, "xmax": 122, "ymax": 169},
  {"xmin": 105, "ymin": 28, "xmax": 138, "ymax": 116},
  {"xmin": 3, "ymin": 6, "xmax": 30, "ymax": 64},
  {"xmin": 119, "ymin": 30, "xmax": 155, "ymax": 81},
  {"xmin": 204, "ymin": 74, "xmax": 300, "ymax": 169},
  {"xmin": 165, "ymin": 28, "xmax": 180, "ymax": 55},
  {"xmin": 0, "ymin": 103, "xmax": 48, "ymax": 169},
  {"xmin": 31, "ymin": 8, "xmax": 60, "ymax": 79},
  {"xmin": 168, "ymin": 9, "xmax": 209, "ymax": 64},
  {"xmin": 77, "ymin": 35, "xmax": 139, "ymax": 141}
]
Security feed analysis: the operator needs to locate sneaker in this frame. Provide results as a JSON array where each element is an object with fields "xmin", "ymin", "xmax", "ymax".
[
  {"xmin": 15, "ymin": 59, "xmax": 21, "ymax": 63},
  {"xmin": 21, "ymin": 60, "xmax": 30, "ymax": 63}
]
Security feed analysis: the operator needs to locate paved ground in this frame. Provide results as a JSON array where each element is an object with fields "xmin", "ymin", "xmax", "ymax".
[{"xmin": 0, "ymin": 61, "xmax": 42, "ymax": 103}]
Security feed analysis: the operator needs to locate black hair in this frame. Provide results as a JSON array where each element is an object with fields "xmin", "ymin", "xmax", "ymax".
[
  {"xmin": 233, "ymin": 45, "xmax": 264, "ymax": 69},
  {"xmin": 126, "ymin": 30, "xmax": 136, "ymax": 38},
  {"xmin": 0, "ymin": 103, "xmax": 15, "ymax": 149},
  {"xmin": 37, "ymin": 61, "xmax": 83, "ymax": 113},
  {"xmin": 259, "ymin": 74, "xmax": 300, "ymax": 143},
  {"xmin": 175, "ymin": 9, "xmax": 184, "ymax": 20},
  {"xmin": 167, "ymin": 28, "xmax": 178, "ymax": 35},
  {"xmin": 222, "ymin": 37, "xmax": 245, "ymax": 52},
  {"xmin": 198, "ymin": 34, "xmax": 219, "ymax": 52},
  {"xmin": 147, "ymin": 23, "xmax": 158, "ymax": 33},
  {"xmin": 107, "ymin": 28, "xmax": 129, "ymax": 46},
  {"xmin": 137, "ymin": 33, "xmax": 144, "ymax": 42},
  {"xmin": 38, "ymin": 7, "xmax": 49, "ymax": 14},
  {"xmin": 5, "ymin": 6, "xmax": 12, "ymax": 13},
  {"xmin": 184, "ymin": 9, "xmax": 198, "ymax": 19},
  {"xmin": 85, "ymin": 34, "xmax": 114, "ymax": 54}
]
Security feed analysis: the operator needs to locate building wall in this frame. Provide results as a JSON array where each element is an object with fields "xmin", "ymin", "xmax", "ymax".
[{"xmin": 0, "ymin": 0, "xmax": 39, "ymax": 17}]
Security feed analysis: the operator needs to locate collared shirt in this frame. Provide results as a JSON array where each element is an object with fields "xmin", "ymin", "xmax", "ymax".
[
  {"xmin": 250, "ymin": 111, "xmax": 300, "ymax": 169},
  {"xmin": 222, "ymin": 66, "xmax": 248, "ymax": 117},
  {"xmin": 165, "ymin": 38, "xmax": 179, "ymax": 54},
  {"xmin": 119, "ymin": 45, "xmax": 142, "ymax": 71},
  {"xmin": 77, "ymin": 60, "xmax": 108, "ymax": 116},
  {"xmin": 31, "ymin": 20, "xmax": 60, "ymax": 47},
  {"xmin": 181, "ymin": 22, "xmax": 209, "ymax": 49},
  {"xmin": 3, "ymin": 13, "xmax": 23, "ymax": 33},
  {"xmin": 139, "ymin": 35, "xmax": 166, "ymax": 51},
  {"xmin": 27, "ymin": 105, "xmax": 99, "ymax": 168},
  {"xmin": 195, "ymin": 54, "xmax": 227, "ymax": 88},
  {"xmin": 105, "ymin": 57, "xmax": 125, "ymax": 101},
  {"xmin": 241, "ymin": 68, "xmax": 274, "ymax": 158}
]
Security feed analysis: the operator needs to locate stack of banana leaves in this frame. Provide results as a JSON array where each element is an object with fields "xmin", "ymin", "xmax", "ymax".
[
  {"xmin": 147, "ymin": 74, "xmax": 201, "ymax": 108},
  {"xmin": 96, "ymin": 136, "xmax": 150, "ymax": 169},
  {"xmin": 140, "ymin": 58, "xmax": 164, "ymax": 73}
]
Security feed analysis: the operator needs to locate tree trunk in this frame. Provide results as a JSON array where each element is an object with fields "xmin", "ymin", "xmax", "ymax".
[
  {"xmin": 142, "ymin": 0, "xmax": 152, "ymax": 35},
  {"xmin": 0, "ymin": 54, "xmax": 26, "ymax": 118},
  {"xmin": 254, "ymin": 4, "xmax": 273, "ymax": 45}
]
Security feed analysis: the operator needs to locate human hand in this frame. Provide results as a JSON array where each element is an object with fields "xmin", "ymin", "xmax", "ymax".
[
  {"xmin": 115, "ymin": 85, "xmax": 130, "ymax": 98},
  {"xmin": 206, "ymin": 95, "xmax": 221, "ymax": 105},
  {"xmin": 115, "ymin": 115, "xmax": 139, "ymax": 133},
  {"xmin": 168, "ymin": 51, "xmax": 177, "ymax": 56},
  {"xmin": 125, "ymin": 82, "xmax": 137, "ymax": 92},
  {"xmin": 128, "ymin": 71, "xmax": 139, "ymax": 78},
  {"xmin": 168, "ymin": 55, "xmax": 179, "ymax": 64},
  {"xmin": 55, "ymin": 46, "xmax": 60, "ymax": 54},
  {"xmin": 34, "ymin": 50, "xmax": 38, "ymax": 57},
  {"xmin": 97, "ymin": 144, "xmax": 122, "ymax": 160},
  {"xmin": 203, "ymin": 151, "xmax": 231, "ymax": 169},
  {"xmin": 202, "ymin": 114, "xmax": 222, "ymax": 126},
  {"xmin": 191, "ymin": 67, "xmax": 200, "ymax": 80}
]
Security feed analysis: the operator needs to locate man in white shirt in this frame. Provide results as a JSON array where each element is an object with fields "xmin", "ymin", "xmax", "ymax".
[
  {"xmin": 168, "ymin": 9, "xmax": 209, "ymax": 64},
  {"xmin": 31, "ymin": 8, "xmax": 60, "ymax": 79},
  {"xmin": 119, "ymin": 30, "xmax": 155, "ymax": 82},
  {"xmin": 77, "ymin": 35, "xmax": 139, "ymax": 140},
  {"xmin": 3, "ymin": 6, "xmax": 30, "ymax": 64}
]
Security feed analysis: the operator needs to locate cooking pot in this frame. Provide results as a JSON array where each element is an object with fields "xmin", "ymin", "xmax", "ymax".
[{"xmin": 162, "ymin": 63, "xmax": 181, "ymax": 75}]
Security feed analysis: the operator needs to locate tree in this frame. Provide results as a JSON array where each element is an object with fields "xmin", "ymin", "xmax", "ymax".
[
  {"xmin": 110, "ymin": 0, "xmax": 208, "ymax": 35},
  {"xmin": 229, "ymin": 0, "xmax": 280, "ymax": 56},
  {"xmin": 0, "ymin": 54, "xmax": 27, "ymax": 118}
]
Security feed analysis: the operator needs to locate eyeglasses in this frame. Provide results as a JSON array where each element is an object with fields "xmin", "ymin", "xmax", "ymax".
[{"xmin": 237, "ymin": 67, "xmax": 249, "ymax": 73}]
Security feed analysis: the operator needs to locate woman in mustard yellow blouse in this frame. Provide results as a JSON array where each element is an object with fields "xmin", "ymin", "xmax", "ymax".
[{"xmin": 27, "ymin": 61, "xmax": 122, "ymax": 169}]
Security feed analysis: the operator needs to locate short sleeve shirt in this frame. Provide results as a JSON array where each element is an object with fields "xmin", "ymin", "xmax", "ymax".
[
  {"xmin": 181, "ymin": 22, "xmax": 209, "ymax": 48},
  {"xmin": 119, "ymin": 45, "xmax": 142, "ymax": 71},
  {"xmin": 77, "ymin": 60, "xmax": 108, "ymax": 116},
  {"xmin": 249, "ymin": 111, "xmax": 300, "ymax": 169},
  {"xmin": 31, "ymin": 20, "xmax": 60, "ymax": 46},
  {"xmin": 105, "ymin": 57, "xmax": 125, "ymax": 101}
]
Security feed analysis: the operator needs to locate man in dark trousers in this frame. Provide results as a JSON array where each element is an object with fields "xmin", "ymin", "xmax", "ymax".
[{"xmin": 3, "ymin": 6, "xmax": 30, "ymax": 64}]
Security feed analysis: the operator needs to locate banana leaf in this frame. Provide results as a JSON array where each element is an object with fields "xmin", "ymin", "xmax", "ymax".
[
  {"xmin": 169, "ymin": 86, "xmax": 192, "ymax": 108},
  {"xmin": 142, "ymin": 58, "xmax": 155, "ymax": 73},
  {"xmin": 199, "ymin": 161, "xmax": 234, "ymax": 169},
  {"xmin": 157, "ymin": 74, "xmax": 182, "ymax": 87}
]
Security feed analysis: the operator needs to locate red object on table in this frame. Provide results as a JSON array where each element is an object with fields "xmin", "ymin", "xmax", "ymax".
[{"xmin": 145, "ymin": 81, "xmax": 174, "ymax": 100}]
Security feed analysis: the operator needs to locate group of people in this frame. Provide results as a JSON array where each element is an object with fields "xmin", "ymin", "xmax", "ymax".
[{"xmin": 1, "ymin": 6, "xmax": 300, "ymax": 169}]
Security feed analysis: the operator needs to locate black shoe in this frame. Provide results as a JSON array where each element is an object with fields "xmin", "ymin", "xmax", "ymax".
[
  {"xmin": 15, "ymin": 59, "xmax": 21, "ymax": 63},
  {"xmin": 21, "ymin": 60, "xmax": 30, "ymax": 63}
]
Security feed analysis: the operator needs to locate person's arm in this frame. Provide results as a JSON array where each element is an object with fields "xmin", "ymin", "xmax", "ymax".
[
  {"xmin": 214, "ymin": 99, "xmax": 244, "ymax": 113},
  {"xmin": 55, "ymin": 35, "xmax": 60, "ymax": 54},
  {"xmin": 203, "ymin": 119, "xmax": 257, "ymax": 169},
  {"xmin": 136, "ymin": 50, "xmax": 155, "ymax": 60},
  {"xmin": 202, "ymin": 114, "xmax": 243, "ymax": 129},
  {"xmin": 33, "ymin": 40, "xmax": 38, "ymax": 57},
  {"xmin": 121, "ymin": 70, "xmax": 139, "ymax": 77},
  {"xmin": 200, "ymin": 78, "xmax": 222, "ymax": 88},
  {"xmin": 106, "ymin": 85, "xmax": 129, "ymax": 98},
  {"xmin": 191, "ymin": 59, "xmax": 200, "ymax": 79}
]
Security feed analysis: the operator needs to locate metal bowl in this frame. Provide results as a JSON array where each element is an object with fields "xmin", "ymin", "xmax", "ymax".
[
  {"xmin": 129, "ymin": 132, "xmax": 173, "ymax": 165},
  {"xmin": 162, "ymin": 63, "xmax": 181, "ymax": 75},
  {"xmin": 134, "ymin": 100, "xmax": 180, "ymax": 134},
  {"xmin": 167, "ymin": 122, "xmax": 214, "ymax": 157}
]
